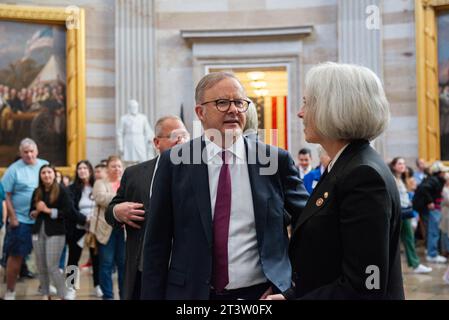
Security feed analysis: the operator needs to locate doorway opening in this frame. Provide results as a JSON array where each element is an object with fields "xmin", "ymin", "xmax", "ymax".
[{"xmin": 209, "ymin": 66, "xmax": 289, "ymax": 150}]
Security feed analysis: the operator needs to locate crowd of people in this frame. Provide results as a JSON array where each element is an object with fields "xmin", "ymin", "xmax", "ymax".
[
  {"xmin": 0, "ymin": 63, "xmax": 449, "ymax": 300},
  {"xmin": 297, "ymin": 150, "xmax": 449, "ymax": 279},
  {"xmin": 0, "ymin": 83, "xmax": 65, "ymax": 112},
  {"xmin": 0, "ymin": 114, "xmax": 190, "ymax": 300}
]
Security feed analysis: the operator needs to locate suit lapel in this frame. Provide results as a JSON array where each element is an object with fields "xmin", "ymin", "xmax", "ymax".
[
  {"xmin": 292, "ymin": 140, "xmax": 370, "ymax": 234},
  {"xmin": 190, "ymin": 138, "xmax": 213, "ymax": 247},
  {"xmin": 245, "ymin": 138, "xmax": 267, "ymax": 247},
  {"xmin": 142, "ymin": 158, "xmax": 157, "ymax": 208},
  {"xmin": 293, "ymin": 168, "xmax": 334, "ymax": 234}
]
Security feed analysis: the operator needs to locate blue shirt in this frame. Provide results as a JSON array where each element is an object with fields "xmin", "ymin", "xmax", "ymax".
[
  {"xmin": 303, "ymin": 167, "xmax": 324, "ymax": 194},
  {"xmin": 414, "ymin": 171, "xmax": 426, "ymax": 186},
  {"xmin": 1, "ymin": 158, "xmax": 48, "ymax": 224},
  {"xmin": 0, "ymin": 182, "xmax": 5, "ymax": 228}
]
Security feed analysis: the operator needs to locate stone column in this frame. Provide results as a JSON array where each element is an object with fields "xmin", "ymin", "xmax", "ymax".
[
  {"xmin": 338, "ymin": 0, "xmax": 386, "ymax": 157},
  {"xmin": 115, "ymin": 0, "xmax": 156, "ymax": 130}
]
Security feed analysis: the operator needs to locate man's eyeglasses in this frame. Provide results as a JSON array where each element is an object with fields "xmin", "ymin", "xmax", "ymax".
[
  {"xmin": 157, "ymin": 130, "xmax": 190, "ymax": 142},
  {"xmin": 200, "ymin": 99, "xmax": 250, "ymax": 113}
]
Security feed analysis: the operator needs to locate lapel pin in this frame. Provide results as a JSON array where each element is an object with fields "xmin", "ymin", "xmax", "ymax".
[
  {"xmin": 316, "ymin": 198, "xmax": 324, "ymax": 207},
  {"xmin": 324, "ymin": 192, "xmax": 329, "ymax": 199}
]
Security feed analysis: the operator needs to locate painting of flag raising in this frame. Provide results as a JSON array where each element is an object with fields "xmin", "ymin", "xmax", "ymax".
[{"xmin": 0, "ymin": 20, "xmax": 67, "ymax": 166}]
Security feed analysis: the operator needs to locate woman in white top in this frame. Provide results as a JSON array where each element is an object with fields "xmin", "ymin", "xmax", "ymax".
[{"xmin": 66, "ymin": 160, "xmax": 102, "ymax": 299}]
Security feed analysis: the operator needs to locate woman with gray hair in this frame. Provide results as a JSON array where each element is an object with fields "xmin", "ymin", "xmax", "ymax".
[
  {"xmin": 267, "ymin": 62, "xmax": 404, "ymax": 300},
  {"xmin": 243, "ymin": 100, "xmax": 258, "ymax": 140}
]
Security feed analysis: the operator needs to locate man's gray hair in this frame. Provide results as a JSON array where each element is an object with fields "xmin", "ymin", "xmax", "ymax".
[
  {"xmin": 195, "ymin": 72, "xmax": 245, "ymax": 104},
  {"xmin": 19, "ymin": 138, "xmax": 38, "ymax": 152},
  {"xmin": 155, "ymin": 115, "xmax": 183, "ymax": 137},
  {"xmin": 305, "ymin": 62, "xmax": 390, "ymax": 141}
]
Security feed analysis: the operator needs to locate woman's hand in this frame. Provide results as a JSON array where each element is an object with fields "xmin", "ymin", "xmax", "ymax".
[
  {"xmin": 36, "ymin": 201, "xmax": 50, "ymax": 214},
  {"xmin": 85, "ymin": 218, "xmax": 91, "ymax": 230}
]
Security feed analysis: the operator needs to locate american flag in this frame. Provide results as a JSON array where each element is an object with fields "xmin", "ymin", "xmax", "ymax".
[{"xmin": 23, "ymin": 27, "xmax": 54, "ymax": 60}]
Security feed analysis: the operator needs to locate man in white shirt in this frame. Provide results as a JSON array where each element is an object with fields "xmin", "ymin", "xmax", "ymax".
[
  {"xmin": 297, "ymin": 148, "xmax": 313, "ymax": 179},
  {"xmin": 141, "ymin": 72, "xmax": 308, "ymax": 300}
]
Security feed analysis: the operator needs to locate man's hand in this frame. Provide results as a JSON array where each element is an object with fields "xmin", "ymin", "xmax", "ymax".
[
  {"xmin": 114, "ymin": 202, "xmax": 145, "ymax": 229},
  {"xmin": 30, "ymin": 210, "xmax": 39, "ymax": 219},
  {"xmin": 263, "ymin": 294, "xmax": 286, "ymax": 300},
  {"xmin": 259, "ymin": 286, "xmax": 273, "ymax": 299},
  {"xmin": 9, "ymin": 217, "xmax": 19, "ymax": 228},
  {"xmin": 5, "ymin": 193, "xmax": 19, "ymax": 228},
  {"xmin": 259, "ymin": 287, "xmax": 287, "ymax": 300}
]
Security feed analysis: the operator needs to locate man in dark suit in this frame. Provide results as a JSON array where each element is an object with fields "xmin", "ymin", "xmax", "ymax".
[
  {"xmin": 140, "ymin": 72, "xmax": 308, "ymax": 300},
  {"xmin": 105, "ymin": 116, "xmax": 189, "ymax": 300}
]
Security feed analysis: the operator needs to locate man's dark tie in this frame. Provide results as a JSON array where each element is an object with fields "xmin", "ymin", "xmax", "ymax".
[{"xmin": 212, "ymin": 151, "xmax": 231, "ymax": 292}]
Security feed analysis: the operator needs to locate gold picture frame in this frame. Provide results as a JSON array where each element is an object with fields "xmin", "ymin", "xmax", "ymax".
[
  {"xmin": 0, "ymin": 4, "xmax": 86, "ymax": 177},
  {"xmin": 416, "ymin": 0, "xmax": 449, "ymax": 163}
]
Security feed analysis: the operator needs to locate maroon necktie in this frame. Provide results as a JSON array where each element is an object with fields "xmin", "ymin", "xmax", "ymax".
[{"xmin": 212, "ymin": 151, "xmax": 232, "ymax": 292}]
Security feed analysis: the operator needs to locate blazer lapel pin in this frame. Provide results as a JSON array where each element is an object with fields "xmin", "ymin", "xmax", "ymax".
[{"xmin": 316, "ymin": 198, "xmax": 324, "ymax": 207}]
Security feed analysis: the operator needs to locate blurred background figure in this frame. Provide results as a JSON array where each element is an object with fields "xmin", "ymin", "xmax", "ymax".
[
  {"xmin": 297, "ymin": 148, "xmax": 312, "ymax": 179},
  {"xmin": 94, "ymin": 163, "xmax": 107, "ymax": 181},
  {"xmin": 30, "ymin": 164, "xmax": 72, "ymax": 300},
  {"xmin": 66, "ymin": 160, "xmax": 102, "ymax": 300},
  {"xmin": 390, "ymin": 157, "xmax": 432, "ymax": 274},
  {"xmin": 91, "ymin": 156, "xmax": 124, "ymax": 300},
  {"xmin": 413, "ymin": 161, "xmax": 449, "ymax": 264},
  {"xmin": 414, "ymin": 158, "xmax": 428, "ymax": 186},
  {"xmin": 302, "ymin": 146, "xmax": 330, "ymax": 194},
  {"xmin": 243, "ymin": 100, "xmax": 258, "ymax": 141}
]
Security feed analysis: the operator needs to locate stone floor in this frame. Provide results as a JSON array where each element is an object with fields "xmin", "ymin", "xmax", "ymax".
[
  {"xmin": 0, "ymin": 246, "xmax": 449, "ymax": 300},
  {"xmin": 402, "ymin": 246, "xmax": 449, "ymax": 300},
  {"xmin": 0, "ymin": 250, "xmax": 105, "ymax": 300}
]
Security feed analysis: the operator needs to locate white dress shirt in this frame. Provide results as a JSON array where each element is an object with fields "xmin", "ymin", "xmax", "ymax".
[
  {"xmin": 205, "ymin": 135, "xmax": 267, "ymax": 290},
  {"xmin": 299, "ymin": 165, "xmax": 312, "ymax": 179},
  {"xmin": 327, "ymin": 144, "xmax": 349, "ymax": 173}
]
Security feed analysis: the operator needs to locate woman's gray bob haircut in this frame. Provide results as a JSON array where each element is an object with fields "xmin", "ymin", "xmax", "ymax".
[{"xmin": 305, "ymin": 62, "xmax": 390, "ymax": 141}]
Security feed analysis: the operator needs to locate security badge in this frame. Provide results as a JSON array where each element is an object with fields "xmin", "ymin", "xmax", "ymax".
[{"xmin": 316, "ymin": 192, "xmax": 329, "ymax": 207}]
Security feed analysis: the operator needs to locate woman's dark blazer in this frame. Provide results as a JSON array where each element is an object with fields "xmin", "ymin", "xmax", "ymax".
[
  {"xmin": 289, "ymin": 139, "xmax": 405, "ymax": 300},
  {"xmin": 30, "ymin": 184, "xmax": 76, "ymax": 236}
]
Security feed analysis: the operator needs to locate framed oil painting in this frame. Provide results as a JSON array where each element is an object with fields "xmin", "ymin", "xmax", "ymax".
[
  {"xmin": 416, "ymin": 0, "xmax": 449, "ymax": 163},
  {"xmin": 0, "ymin": 4, "xmax": 86, "ymax": 176}
]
